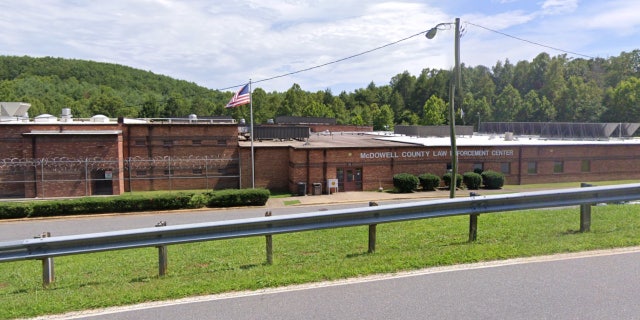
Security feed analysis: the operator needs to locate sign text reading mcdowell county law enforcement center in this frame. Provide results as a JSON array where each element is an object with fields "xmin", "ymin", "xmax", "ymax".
[{"xmin": 360, "ymin": 149, "xmax": 514, "ymax": 159}]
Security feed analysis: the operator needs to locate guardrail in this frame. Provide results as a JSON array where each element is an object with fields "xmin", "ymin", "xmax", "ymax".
[{"xmin": 2, "ymin": 183, "xmax": 640, "ymax": 286}]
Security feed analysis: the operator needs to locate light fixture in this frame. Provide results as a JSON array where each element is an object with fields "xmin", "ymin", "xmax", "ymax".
[{"xmin": 426, "ymin": 18, "xmax": 461, "ymax": 199}]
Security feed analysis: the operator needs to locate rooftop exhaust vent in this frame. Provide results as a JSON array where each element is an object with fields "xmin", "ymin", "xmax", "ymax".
[{"xmin": 0, "ymin": 102, "xmax": 31, "ymax": 117}]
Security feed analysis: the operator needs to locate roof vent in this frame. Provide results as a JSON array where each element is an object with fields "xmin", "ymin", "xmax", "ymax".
[
  {"xmin": 90, "ymin": 114, "xmax": 110, "ymax": 123},
  {"xmin": 0, "ymin": 102, "xmax": 31, "ymax": 118},
  {"xmin": 34, "ymin": 114, "xmax": 57, "ymax": 123},
  {"xmin": 504, "ymin": 132, "xmax": 514, "ymax": 141},
  {"xmin": 60, "ymin": 108, "xmax": 73, "ymax": 122}
]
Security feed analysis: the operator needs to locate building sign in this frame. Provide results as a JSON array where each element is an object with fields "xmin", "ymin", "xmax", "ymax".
[{"xmin": 360, "ymin": 149, "xmax": 514, "ymax": 159}]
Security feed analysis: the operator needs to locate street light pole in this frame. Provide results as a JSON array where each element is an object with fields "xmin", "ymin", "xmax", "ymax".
[{"xmin": 426, "ymin": 17, "xmax": 460, "ymax": 199}]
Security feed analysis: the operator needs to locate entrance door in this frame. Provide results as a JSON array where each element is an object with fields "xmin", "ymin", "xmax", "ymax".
[
  {"xmin": 337, "ymin": 167, "xmax": 362, "ymax": 192},
  {"xmin": 92, "ymin": 169, "xmax": 113, "ymax": 195}
]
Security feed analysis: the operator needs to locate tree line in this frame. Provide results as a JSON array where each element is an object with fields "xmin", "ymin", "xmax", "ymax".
[{"xmin": 1, "ymin": 51, "xmax": 639, "ymax": 130}]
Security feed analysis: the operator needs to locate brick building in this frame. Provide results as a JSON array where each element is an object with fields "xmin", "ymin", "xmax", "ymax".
[
  {"xmin": 0, "ymin": 104, "xmax": 239, "ymax": 198},
  {"xmin": 240, "ymin": 132, "xmax": 640, "ymax": 195},
  {"xmin": 2, "ymin": 102, "xmax": 640, "ymax": 198}
]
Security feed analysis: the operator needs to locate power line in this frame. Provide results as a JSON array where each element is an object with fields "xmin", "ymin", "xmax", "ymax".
[
  {"xmin": 465, "ymin": 21, "xmax": 596, "ymax": 59},
  {"xmin": 218, "ymin": 20, "xmax": 598, "ymax": 92},
  {"xmin": 217, "ymin": 30, "xmax": 428, "ymax": 91}
]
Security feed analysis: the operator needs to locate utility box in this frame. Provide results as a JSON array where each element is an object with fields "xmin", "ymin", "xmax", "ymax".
[
  {"xmin": 327, "ymin": 179, "xmax": 339, "ymax": 194},
  {"xmin": 312, "ymin": 183, "xmax": 322, "ymax": 195}
]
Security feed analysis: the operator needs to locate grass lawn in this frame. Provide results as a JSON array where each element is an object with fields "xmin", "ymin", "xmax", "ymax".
[{"xmin": 1, "ymin": 203, "xmax": 640, "ymax": 319}]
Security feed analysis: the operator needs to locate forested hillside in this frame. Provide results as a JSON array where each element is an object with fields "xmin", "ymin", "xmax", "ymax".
[{"xmin": 1, "ymin": 51, "xmax": 639, "ymax": 130}]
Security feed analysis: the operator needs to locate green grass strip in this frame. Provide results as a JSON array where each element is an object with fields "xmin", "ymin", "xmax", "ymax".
[{"xmin": 1, "ymin": 204, "xmax": 640, "ymax": 319}]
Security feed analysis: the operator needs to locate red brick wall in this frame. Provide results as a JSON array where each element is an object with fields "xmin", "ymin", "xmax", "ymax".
[
  {"xmin": 0, "ymin": 122, "xmax": 241, "ymax": 198},
  {"xmin": 239, "ymin": 146, "xmax": 290, "ymax": 191}
]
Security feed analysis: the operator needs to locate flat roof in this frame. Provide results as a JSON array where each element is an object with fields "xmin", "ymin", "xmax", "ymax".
[
  {"xmin": 239, "ymin": 132, "xmax": 640, "ymax": 149},
  {"xmin": 23, "ymin": 130, "xmax": 122, "ymax": 135}
]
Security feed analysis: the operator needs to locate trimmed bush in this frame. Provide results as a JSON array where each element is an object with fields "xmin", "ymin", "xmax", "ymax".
[
  {"xmin": 0, "ymin": 189, "xmax": 273, "ymax": 220},
  {"xmin": 0, "ymin": 202, "xmax": 33, "ymax": 219},
  {"xmin": 418, "ymin": 173, "xmax": 441, "ymax": 191},
  {"xmin": 393, "ymin": 173, "xmax": 419, "ymax": 193},
  {"xmin": 463, "ymin": 172, "xmax": 482, "ymax": 190},
  {"xmin": 482, "ymin": 170, "xmax": 505, "ymax": 189},
  {"xmin": 206, "ymin": 188, "xmax": 270, "ymax": 207},
  {"xmin": 442, "ymin": 172, "xmax": 463, "ymax": 188}
]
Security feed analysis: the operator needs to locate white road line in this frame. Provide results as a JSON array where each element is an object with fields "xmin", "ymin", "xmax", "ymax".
[{"xmin": 30, "ymin": 246, "xmax": 640, "ymax": 320}]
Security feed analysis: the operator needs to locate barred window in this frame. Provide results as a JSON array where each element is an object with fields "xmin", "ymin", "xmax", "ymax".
[
  {"xmin": 527, "ymin": 162, "xmax": 537, "ymax": 174},
  {"xmin": 553, "ymin": 161, "xmax": 564, "ymax": 173}
]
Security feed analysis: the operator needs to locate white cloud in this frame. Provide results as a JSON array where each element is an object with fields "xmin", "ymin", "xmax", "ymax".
[
  {"xmin": 541, "ymin": 0, "xmax": 578, "ymax": 15},
  {"xmin": 0, "ymin": 0, "xmax": 637, "ymax": 93}
]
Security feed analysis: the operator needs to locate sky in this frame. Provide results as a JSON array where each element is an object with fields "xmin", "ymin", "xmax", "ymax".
[{"xmin": 0, "ymin": 0, "xmax": 638, "ymax": 94}]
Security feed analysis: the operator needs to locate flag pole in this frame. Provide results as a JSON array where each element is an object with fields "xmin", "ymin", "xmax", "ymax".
[{"xmin": 249, "ymin": 79, "xmax": 255, "ymax": 189}]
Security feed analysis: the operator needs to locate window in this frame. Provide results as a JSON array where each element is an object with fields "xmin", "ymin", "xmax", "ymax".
[
  {"xmin": 192, "ymin": 139, "xmax": 202, "ymax": 145},
  {"xmin": 135, "ymin": 140, "xmax": 146, "ymax": 146},
  {"xmin": 217, "ymin": 139, "xmax": 227, "ymax": 146},
  {"xmin": 192, "ymin": 169, "xmax": 203, "ymax": 175},
  {"xmin": 527, "ymin": 161, "xmax": 537, "ymax": 174},
  {"xmin": 164, "ymin": 169, "xmax": 173, "ymax": 176},
  {"xmin": 553, "ymin": 161, "xmax": 564, "ymax": 173},
  {"xmin": 581, "ymin": 160, "xmax": 591, "ymax": 172},
  {"xmin": 500, "ymin": 162, "xmax": 511, "ymax": 174},
  {"xmin": 163, "ymin": 140, "xmax": 173, "ymax": 147},
  {"xmin": 136, "ymin": 170, "xmax": 147, "ymax": 176},
  {"xmin": 473, "ymin": 163, "xmax": 484, "ymax": 172}
]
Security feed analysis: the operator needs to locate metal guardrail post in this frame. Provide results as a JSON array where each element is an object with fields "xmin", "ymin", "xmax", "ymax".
[
  {"xmin": 368, "ymin": 201, "xmax": 378, "ymax": 253},
  {"xmin": 469, "ymin": 192, "xmax": 480, "ymax": 242},
  {"xmin": 469, "ymin": 214, "xmax": 478, "ymax": 242},
  {"xmin": 580, "ymin": 183, "xmax": 593, "ymax": 232},
  {"xmin": 155, "ymin": 221, "xmax": 168, "ymax": 276},
  {"xmin": 265, "ymin": 211, "xmax": 273, "ymax": 264},
  {"xmin": 38, "ymin": 232, "xmax": 54, "ymax": 287}
]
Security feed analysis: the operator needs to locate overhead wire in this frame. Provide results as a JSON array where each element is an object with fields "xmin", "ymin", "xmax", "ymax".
[
  {"xmin": 217, "ymin": 21, "xmax": 596, "ymax": 91},
  {"xmin": 464, "ymin": 21, "xmax": 596, "ymax": 59}
]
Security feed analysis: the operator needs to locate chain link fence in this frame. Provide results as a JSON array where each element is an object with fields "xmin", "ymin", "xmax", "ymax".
[{"xmin": 0, "ymin": 156, "xmax": 240, "ymax": 198}]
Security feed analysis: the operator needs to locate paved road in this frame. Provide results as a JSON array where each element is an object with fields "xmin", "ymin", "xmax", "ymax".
[
  {"xmin": 0, "ymin": 202, "xmax": 378, "ymax": 241},
  {"xmin": 48, "ymin": 248, "xmax": 640, "ymax": 320}
]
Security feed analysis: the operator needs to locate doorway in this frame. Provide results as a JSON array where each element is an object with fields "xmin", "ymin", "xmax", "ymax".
[
  {"xmin": 92, "ymin": 169, "xmax": 113, "ymax": 195},
  {"xmin": 336, "ymin": 167, "xmax": 362, "ymax": 192}
]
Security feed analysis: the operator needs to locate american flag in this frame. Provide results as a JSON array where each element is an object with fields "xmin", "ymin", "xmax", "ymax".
[{"xmin": 225, "ymin": 84, "xmax": 251, "ymax": 108}]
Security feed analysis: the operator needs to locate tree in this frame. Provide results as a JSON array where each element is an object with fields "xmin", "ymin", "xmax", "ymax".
[
  {"xmin": 140, "ymin": 95, "xmax": 161, "ymax": 118},
  {"xmin": 602, "ymin": 77, "xmax": 640, "ymax": 122},
  {"xmin": 421, "ymin": 95, "xmax": 446, "ymax": 125},
  {"xmin": 556, "ymin": 76, "xmax": 603, "ymax": 122},
  {"xmin": 280, "ymin": 83, "xmax": 307, "ymax": 116},
  {"xmin": 493, "ymin": 84, "xmax": 522, "ymax": 122},
  {"xmin": 390, "ymin": 71, "xmax": 416, "ymax": 112},
  {"xmin": 372, "ymin": 104, "xmax": 394, "ymax": 130}
]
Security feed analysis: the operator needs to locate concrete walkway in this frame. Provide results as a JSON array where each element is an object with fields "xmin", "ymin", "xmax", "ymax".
[{"xmin": 264, "ymin": 188, "xmax": 519, "ymax": 208}]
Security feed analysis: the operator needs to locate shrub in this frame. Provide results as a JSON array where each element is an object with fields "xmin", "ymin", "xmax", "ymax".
[
  {"xmin": 418, "ymin": 173, "xmax": 441, "ymax": 191},
  {"xmin": 393, "ymin": 173, "xmax": 419, "ymax": 193},
  {"xmin": 206, "ymin": 188, "xmax": 270, "ymax": 207},
  {"xmin": 442, "ymin": 172, "xmax": 463, "ymax": 188},
  {"xmin": 473, "ymin": 168, "xmax": 484, "ymax": 175},
  {"xmin": 0, "ymin": 202, "xmax": 33, "ymax": 219},
  {"xmin": 463, "ymin": 172, "xmax": 482, "ymax": 190},
  {"xmin": 0, "ymin": 189, "xmax": 273, "ymax": 220},
  {"xmin": 482, "ymin": 170, "xmax": 505, "ymax": 189}
]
